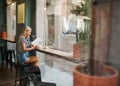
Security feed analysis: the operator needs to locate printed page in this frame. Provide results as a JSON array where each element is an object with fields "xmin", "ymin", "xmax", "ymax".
[{"xmin": 31, "ymin": 37, "xmax": 42, "ymax": 46}]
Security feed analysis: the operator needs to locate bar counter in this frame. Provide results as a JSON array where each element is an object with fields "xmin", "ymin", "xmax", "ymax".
[{"xmin": 37, "ymin": 47, "xmax": 87, "ymax": 63}]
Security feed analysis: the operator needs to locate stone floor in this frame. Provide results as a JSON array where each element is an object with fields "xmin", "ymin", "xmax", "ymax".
[{"xmin": 42, "ymin": 65, "xmax": 73, "ymax": 86}]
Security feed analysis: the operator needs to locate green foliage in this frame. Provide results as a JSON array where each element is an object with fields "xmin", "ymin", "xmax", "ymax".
[
  {"xmin": 70, "ymin": 0, "xmax": 87, "ymax": 16},
  {"xmin": 1, "ymin": 24, "xmax": 6, "ymax": 31},
  {"xmin": 76, "ymin": 30, "xmax": 89, "ymax": 44}
]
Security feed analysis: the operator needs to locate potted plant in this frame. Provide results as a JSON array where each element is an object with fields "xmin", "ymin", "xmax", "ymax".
[
  {"xmin": 72, "ymin": 0, "xmax": 89, "ymax": 59},
  {"xmin": 73, "ymin": 64, "xmax": 118, "ymax": 86},
  {"xmin": 73, "ymin": 30, "xmax": 89, "ymax": 59},
  {"xmin": 73, "ymin": 0, "xmax": 119, "ymax": 86},
  {"xmin": 73, "ymin": 29, "xmax": 81, "ymax": 59},
  {"xmin": 1, "ymin": 24, "xmax": 7, "ymax": 38}
]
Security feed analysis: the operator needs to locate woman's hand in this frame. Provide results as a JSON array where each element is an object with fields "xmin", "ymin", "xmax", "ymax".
[
  {"xmin": 22, "ymin": 42, "xmax": 36, "ymax": 52},
  {"xmin": 29, "ymin": 45, "xmax": 35, "ymax": 50},
  {"xmin": 34, "ymin": 45, "xmax": 40, "ymax": 49},
  {"xmin": 30, "ymin": 44, "xmax": 39, "ymax": 49},
  {"xmin": 30, "ymin": 44, "xmax": 34, "ymax": 47},
  {"xmin": 29, "ymin": 44, "xmax": 36, "ymax": 50}
]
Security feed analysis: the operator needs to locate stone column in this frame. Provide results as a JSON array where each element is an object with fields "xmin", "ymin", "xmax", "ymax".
[{"xmin": 36, "ymin": 0, "xmax": 46, "ymax": 77}]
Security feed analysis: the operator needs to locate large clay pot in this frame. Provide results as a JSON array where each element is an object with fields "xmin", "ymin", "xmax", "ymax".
[
  {"xmin": 73, "ymin": 44, "xmax": 80, "ymax": 59},
  {"xmin": 73, "ymin": 65, "xmax": 119, "ymax": 86},
  {"xmin": 1, "ymin": 31, "xmax": 7, "ymax": 38}
]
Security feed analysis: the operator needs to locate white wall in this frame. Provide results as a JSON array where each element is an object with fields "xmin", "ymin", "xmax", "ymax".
[{"xmin": 7, "ymin": 2, "xmax": 16, "ymax": 50}]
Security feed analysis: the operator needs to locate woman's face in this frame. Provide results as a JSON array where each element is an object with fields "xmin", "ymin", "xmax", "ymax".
[{"xmin": 26, "ymin": 29, "xmax": 31, "ymax": 37}]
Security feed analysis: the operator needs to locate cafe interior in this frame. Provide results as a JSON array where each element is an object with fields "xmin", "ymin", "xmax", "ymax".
[{"xmin": 0, "ymin": 0, "xmax": 120, "ymax": 86}]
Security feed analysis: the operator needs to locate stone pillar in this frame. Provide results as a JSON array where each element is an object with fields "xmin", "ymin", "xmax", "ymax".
[
  {"xmin": 7, "ymin": 3, "xmax": 16, "ymax": 50},
  {"xmin": 36, "ymin": 0, "xmax": 46, "ymax": 77}
]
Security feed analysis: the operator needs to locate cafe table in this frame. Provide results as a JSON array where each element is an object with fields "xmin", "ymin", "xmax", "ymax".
[
  {"xmin": 0, "ymin": 37, "xmax": 16, "ymax": 72},
  {"xmin": 0, "ymin": 37, "xmax": 16, "ymax": 43}
]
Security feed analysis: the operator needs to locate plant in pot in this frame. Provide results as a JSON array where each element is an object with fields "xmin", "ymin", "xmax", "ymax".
[
  {"xmin": 73, "ymin": 29, "xmax": 81, "ymax": 59},
  {"xmin": 1, "ymin": 24, "xmax": 7, "ymax": 38},
  {"xmin": 72, "ymin": 0, "xmax": 90, "ymax": 59},
  {"xmin": 73, "ymin": 0, "xmax": 119, "ymax": 86},
  {"xmin": 73, "ymin": 29, "xmax": 89, "ymax": 59}
]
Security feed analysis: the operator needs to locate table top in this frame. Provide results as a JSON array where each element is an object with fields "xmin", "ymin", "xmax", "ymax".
[
  {"xmin": 37, "ymin": 47, "xmax": 73, "ymax": 57},
  {"xmin": 37, "ymin": 47, "xmax": 86, "ymax": 63},
  {"xmin": 0, "ymin": 37, "xmax": 16, "ymax": 43}
]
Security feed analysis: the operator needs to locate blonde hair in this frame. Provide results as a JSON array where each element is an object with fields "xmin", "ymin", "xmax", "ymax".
[{"xmin": 19, "ymin": 26, "xmax": 31, "ymax": 38}]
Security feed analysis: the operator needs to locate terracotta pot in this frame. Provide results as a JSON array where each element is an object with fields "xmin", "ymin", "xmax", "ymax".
[
  {"xmin": 13, "ymin": 35, "xmax": 16, "ymax": 41},
  {"xmin": 73, "ymin": 44, "xmax": 80, "ymax": 59},
  {"xmin": 1, "ymin": 31, "xmax": 7, "ymax": 38},
  {"xmin": 73, "ymin": 65, "xmax": 119, "ymax": 86}
]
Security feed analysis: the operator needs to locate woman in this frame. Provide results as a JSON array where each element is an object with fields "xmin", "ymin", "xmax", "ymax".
[{"xmin": 17, "ymin": 26, "xmax": 39, "ymax": 67}]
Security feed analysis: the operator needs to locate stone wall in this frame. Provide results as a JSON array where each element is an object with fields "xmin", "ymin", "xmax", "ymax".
[{"xmin": 7, "ymin": 3, "xmax": 16, "ymax": 50}]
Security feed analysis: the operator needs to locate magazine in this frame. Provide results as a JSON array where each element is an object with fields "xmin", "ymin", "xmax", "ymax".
[{"xmin": 31, "ymin": 37, "xmax": 42, "ymax": 46}]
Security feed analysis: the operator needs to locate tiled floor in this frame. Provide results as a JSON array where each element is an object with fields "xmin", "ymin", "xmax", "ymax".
[
  {"xmin": 42, "ymin": 65, "xmax": 73, "ymax": 86},
  {"xmin": 0, "ymin": 64, "xmax": 73, "ymax": 86}
]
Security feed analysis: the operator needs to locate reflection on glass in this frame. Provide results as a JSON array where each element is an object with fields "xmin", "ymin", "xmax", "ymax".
[{"xmin": 45, "ymin": 0, "xmax": 91, "ymax": 52}]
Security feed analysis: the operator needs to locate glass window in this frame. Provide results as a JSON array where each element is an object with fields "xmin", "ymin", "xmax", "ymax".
[{"xmin": 44, "ymin": 0, "xmax": 91, "ymax": 53}]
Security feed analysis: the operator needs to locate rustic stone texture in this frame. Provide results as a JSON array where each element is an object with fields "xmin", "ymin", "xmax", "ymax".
[
  {"xmin": 6, "ymin": 4, "xmax": 16, "ymax": 50},
  {"xmin": 59, "ymin": 34, "xmax": 76, "ymax": 52}
]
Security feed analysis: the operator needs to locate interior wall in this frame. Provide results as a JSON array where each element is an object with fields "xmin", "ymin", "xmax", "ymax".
[
  {"xmin": 0, "ymin": 0, "xmax": 6, "ymax": 47},
  {"xmin": 0, "ymin": 0, "xmax": 6, "ymax": 31},
  {"xmin": 107, "ymin": 1, "xmax": 120, "ymax": 86},
  {"xmin": 16, "ymin": 0, "xmax": 25, "ymax": 51},
  {"xmin": 95, "ymin": 0, "xmax": 120, "ymax": 86}
]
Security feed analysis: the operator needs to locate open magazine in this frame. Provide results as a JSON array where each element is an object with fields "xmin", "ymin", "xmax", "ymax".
[{"xmin": 31, "ymin": 37, "xmax": 42, "ymax": 46}]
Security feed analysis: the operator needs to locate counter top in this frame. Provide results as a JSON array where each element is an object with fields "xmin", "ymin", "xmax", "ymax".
[{"xmin": 37, "ymin": 47, "xmax": 86, "ymax": 63}]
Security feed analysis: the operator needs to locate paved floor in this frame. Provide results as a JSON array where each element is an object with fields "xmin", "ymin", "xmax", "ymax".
[{"xmin": 42, "ymin": 65, "xmax": 73, "ymax": 86}]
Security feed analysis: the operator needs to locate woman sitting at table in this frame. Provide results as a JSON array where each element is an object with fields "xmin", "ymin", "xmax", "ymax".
[{"xmin": 17, "ymin": 26, "xmax": 40, "ymax": 75}]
